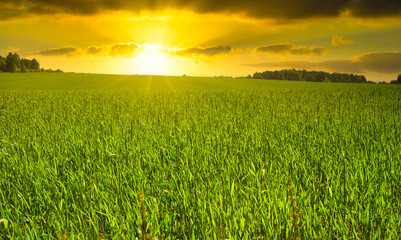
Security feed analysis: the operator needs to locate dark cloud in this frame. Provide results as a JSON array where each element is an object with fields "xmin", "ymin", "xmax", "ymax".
[
  {"xmin": 109, "ymin": 43, "xmax": 139, "ymax": 57},
  {"xmin": 34, "ymin": 43, "xmax": 232, "ymax": 58},
  {"xmin": 1, "ymin": 0, "xmax": 401, "ymax": 20},
  {"xmin": 87, "ymin": 46, "xmax": 105, "ymax": 55},
  {"xmin": 176, "ymin": 46, "xmax": 232, "ymax": 56},
  {"xmin": 244, "ymin": 52, "xmax": 401, "ymax": 74},
  {"xmin": 331, "ymin": 36, "xmax": 353, "ymax": 47},
  {"xmin": 356, "ymin": 52, "xmax": 401, "ymax": 74},
  {"xmin": 348, "ymin": 0, "xmax": 401, "ymax": 17},
  {"xmin": 36, "ymin": 46, "xmax": 79, "ymax": 56},
  {"xmin": 257, "ymin": 44, "xmax": 327, "ymax": 56},
  {"xmin": 33, "ymin": 43, "xmax": 138, "ymax": 57},
  {"xmin": 0, "ymin": 3, "xmax": 27, "ymax": 19}
]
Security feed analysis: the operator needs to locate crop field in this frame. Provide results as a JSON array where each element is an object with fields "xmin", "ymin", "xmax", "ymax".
[{"xmin": 0, "ymin": 73, "xmax": 401, "ymax": 239}]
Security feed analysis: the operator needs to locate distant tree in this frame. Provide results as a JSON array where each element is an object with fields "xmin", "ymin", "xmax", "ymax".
[
  {"xmin": 20, "ymin": 61, "xmax": 27, "ymax": 72},
  {"xmin": 6, "ymin": 52, "xmax": 20, "ymax": 72},
  {"xmin": 0, "ymin": 56, "xmax": 6, "ymax": 72},
  {"xmin": 31, "ymin": 58, "xmax": 40, "ymax": 71},
  {"xmin": 21, "ymin": 59, "xmax": 31, "ymax": 71},
  {"xmin": 0, "ymin": 53, "xmax": 49, "ymax": 72},
  {"xmin": 252, "ymin": 69, "xmax": 367, "ymax": 83},
  {"xmin": 390, "ymin": 75, "xmax": 401, "ymax": 84}
]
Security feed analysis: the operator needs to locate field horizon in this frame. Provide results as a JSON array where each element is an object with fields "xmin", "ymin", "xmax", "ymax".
[{"xmin": 0, "ymin": 72, "xmax": 396, "ymax": 92}]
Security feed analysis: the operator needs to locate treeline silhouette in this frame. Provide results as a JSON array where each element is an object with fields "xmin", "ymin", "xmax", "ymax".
[
  {"xmin": 389, "ymin": 74, "xmax": 401, "ymax": 84},
  {"xmin": 0, "ymin": 52, "xmax": 41, "ymax": 73},
  {"xmin": 253, "ymin": 69, "xmax": 368, "ymax": 83}
]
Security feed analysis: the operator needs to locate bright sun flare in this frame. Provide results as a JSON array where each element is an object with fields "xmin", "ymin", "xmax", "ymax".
[{"xmin": 135, "ymin": 44, "xmax": 169, "ymax": 75}]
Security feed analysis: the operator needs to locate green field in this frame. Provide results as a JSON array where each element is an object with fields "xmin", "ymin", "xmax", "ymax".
[
  {"xmin": 0, "ymin": 73, "xmax": 401, "ymax": 239},
  {"xmin": 0, "ymin": 73, "xmax": 381, "ymax": 91}
]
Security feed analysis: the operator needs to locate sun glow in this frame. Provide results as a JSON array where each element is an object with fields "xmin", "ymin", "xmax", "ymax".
[{"xmin": 135, "ymin": 44, "xmax": 170, "ymax": 75}]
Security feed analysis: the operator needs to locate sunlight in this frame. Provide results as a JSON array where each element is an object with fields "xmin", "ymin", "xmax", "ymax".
[{"xmin": 135, "ymin": 44, "xmax": 169, "ymax": 75}]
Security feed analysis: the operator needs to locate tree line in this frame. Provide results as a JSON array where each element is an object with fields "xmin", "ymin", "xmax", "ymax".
[
  {"xmin": 0, "ymin": 52, "xmax": 41, "ymax": 73},
  {"xmin": 389, "ymin": 74, "xmax": 401, "ymax": 84},
  {"xmin": 252, "ymin": 69, "xmax": 368, "ymax": 83}
]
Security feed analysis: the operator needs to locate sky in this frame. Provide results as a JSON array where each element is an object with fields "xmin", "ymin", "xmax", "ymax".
[{"xmin": 1, "ymin": 0, "xmax": 401, "ymax": 82}]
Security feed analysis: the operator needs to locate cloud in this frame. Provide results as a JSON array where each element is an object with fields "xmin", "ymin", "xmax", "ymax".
[
  {"xmin": 245, "ymin": 60, "xmax": 363, "ymax": 73},
  {"xmin": 0, "ymin": 4, "xmax": 26, "ymax": 20},
  {"xmin": 36, "ymin": 47, "xmax": 80, "ymax": 56},
  {"xmin": 32, "ymin": 43, "xmax": 232, "ymax": 59},
  {"xmin": 347, "ymin": 0, "xmax": 401, "ymax": 17},
  {"xmin": 1, "ymin": 0, "xmax": 401, "ymax": 20},
  {"xmin": 356, "ymin": 52, "xmax": 401, "ymax": 74},
  {"xmin": 175, "ymin": 46, "xmax": 232, "ymax": 57},
  {"xmin": 87, "ymin": 46, "xmax": 104, "ymax": 55},
  {"xmin": 244, "ymin": 51, "xmax": 401, "ymax": 74},
  {"xmin": 331, "ymin": 36, "xmax": 353, "ymax": 47},
  {"xmin": 109, "ymin": 43, "xmax": 139, "ymax": 57},
  {"xmin": 33, "ymin": 44, "xmax": 138, "ymax": 57},
  {"xmin": 257, "ymin": 43, "xmax": 327, "ymax": 56}
]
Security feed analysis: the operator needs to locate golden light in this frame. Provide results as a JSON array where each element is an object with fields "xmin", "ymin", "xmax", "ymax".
[{"xmin": 135, "ymin": 44, "xmax": 169, "ymax": 75}]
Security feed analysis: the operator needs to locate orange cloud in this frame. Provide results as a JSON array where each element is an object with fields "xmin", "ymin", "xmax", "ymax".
[
  {"xmin": 36, "ymin": 47, "xmax": 80, "ymax": 56},
  {"xmin": 257, "ymin": 43, "xmax": 327, "ymax": 56},
  {"xmin": 175, "ymin": 46, "xmax": 232, "ymax": 57},
  {"xmin": 245, "ymin": 51, "xmax": 401, "ymax": 74},
  {"xmin": 33, "ymin": 44, "xmax": 138, "ymax": 57},
  {"xmin": 31, "ymin": 43, "xmax": 232, "ymax": 59},
  {"xmin": 87, "ymin": 46, "xmax": 104, "ymax": 55},
  {"xmin": 109, "ymin": 43, "xmax": 139, "ymax": 57},
  {"xmin": 331, "ymin": 36, "xmax": 353, "ymax": 47}
]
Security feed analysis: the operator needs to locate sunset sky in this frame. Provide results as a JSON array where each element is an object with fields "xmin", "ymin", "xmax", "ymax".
[{"xmin": 1, "ymin": 0, "xmax": 401, "ymax": 81}]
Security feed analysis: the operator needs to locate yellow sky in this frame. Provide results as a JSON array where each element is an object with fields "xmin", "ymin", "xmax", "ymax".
[{"xmin": 1, "ymin": 1, "xmax": 401, "ymax": 81}]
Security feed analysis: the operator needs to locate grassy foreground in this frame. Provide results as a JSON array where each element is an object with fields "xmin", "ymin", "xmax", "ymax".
[{"xmin": 0, "ymin": 73, "xmax": 401, "ymax": 239}]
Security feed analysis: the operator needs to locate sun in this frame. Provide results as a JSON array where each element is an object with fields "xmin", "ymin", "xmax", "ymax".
[{"xmin": 135, "ymin": 44, "xmax": 169, "ymax": 75}]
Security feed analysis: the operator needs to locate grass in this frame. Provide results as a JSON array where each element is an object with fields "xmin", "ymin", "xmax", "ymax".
[
  {"xmin": 0, "ymin": 72, "xmax": 380, "ymax": 91},
  {"xmin": 0, "ymin": 73, "xmax": 400, "ymax": 239}
]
